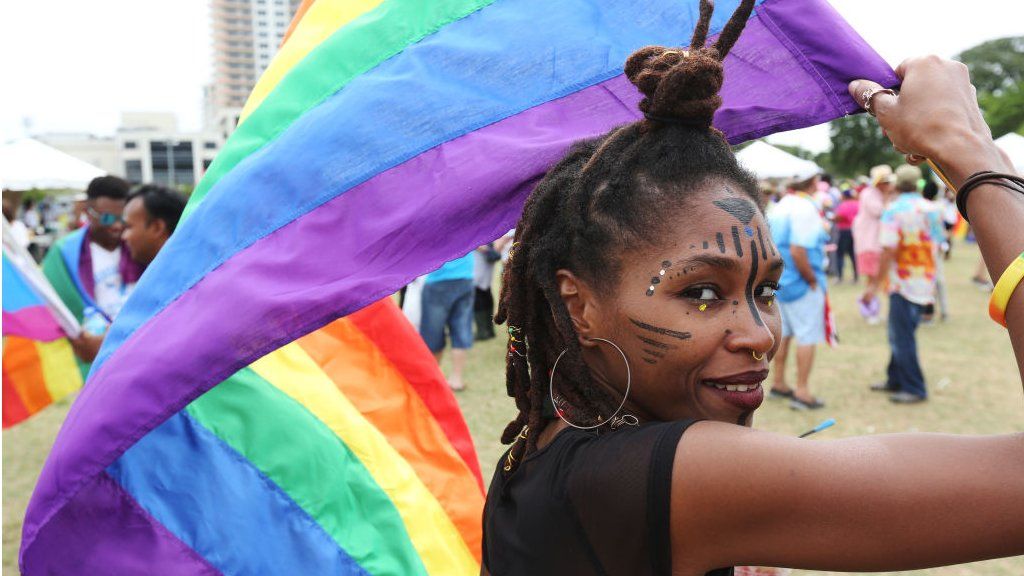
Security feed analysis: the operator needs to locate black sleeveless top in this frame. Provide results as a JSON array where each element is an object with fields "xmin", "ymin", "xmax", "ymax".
[{"xmin": 482, "ymin": 419, "xmax": 732, "ymax": 576}]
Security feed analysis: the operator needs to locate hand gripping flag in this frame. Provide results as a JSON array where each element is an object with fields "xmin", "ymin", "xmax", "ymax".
[{"xmin": 21, "ymin": 0, "xmax": 897, "ymax": 573}]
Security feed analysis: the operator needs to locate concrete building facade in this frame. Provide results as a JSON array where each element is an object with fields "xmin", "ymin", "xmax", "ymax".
[
  {"xmin": 207, "ymin": 0, "xmax": 301, "ymax": 139},
  {"xmin": 39, "ymin": 113, "xmax": 221, "ymax": 189}
]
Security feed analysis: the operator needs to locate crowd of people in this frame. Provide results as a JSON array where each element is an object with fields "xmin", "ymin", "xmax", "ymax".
[{"xmin": 760, "ymin": 160, "xmax": 969, "ymax": 408}]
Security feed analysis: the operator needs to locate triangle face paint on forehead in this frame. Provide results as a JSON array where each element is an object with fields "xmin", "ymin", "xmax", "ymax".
[{"xmin": 713, "ymin": 197, "xmax": 757, "ymax": 224}]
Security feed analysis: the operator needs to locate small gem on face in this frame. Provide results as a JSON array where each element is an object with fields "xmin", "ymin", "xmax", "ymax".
[
  {"xmin": 745, "ymin": 226, "xmax": 754, "ymax": 237},
  {"xmin": 651, "ymin": 277, "xmax": 660, "ymax": 285},
  {"xmin": 699, "ymin": 303, "xmax": 708, "ymax": 312},
  {"xmin": 659, "ymin": 269, "xmax": 665, "ymax": 276},
  {"xmin": 647, "ymin": 287, "xmax": 655, "ymax": 296},
  {"xmin": 662, "ymin": 260, "xmax": 672, "ymax": 268}
]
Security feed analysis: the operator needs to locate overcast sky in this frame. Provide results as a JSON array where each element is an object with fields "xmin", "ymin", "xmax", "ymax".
[{"xmin": 1, "ymin": 0, "xmax": 1020, "ymax": 151}]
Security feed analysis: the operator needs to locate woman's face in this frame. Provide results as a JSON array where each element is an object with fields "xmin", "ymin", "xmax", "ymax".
[{"xmin": 571, "ymin": 181, "xmax": 783, "ymax": 427}]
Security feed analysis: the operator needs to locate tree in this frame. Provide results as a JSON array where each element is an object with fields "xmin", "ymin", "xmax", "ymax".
[
  {"xmin": 818, "ymin": 114, "xmax": 901, "ymax": 178},
  {"xmin": 956, "ymin": 36, "xmax": 1024, "ymax": 137}
]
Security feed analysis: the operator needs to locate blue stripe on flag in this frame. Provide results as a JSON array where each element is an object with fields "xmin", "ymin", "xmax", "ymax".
[{"xmin": 107, "ymin": 411, "xmax": 370, "ymax": 575}]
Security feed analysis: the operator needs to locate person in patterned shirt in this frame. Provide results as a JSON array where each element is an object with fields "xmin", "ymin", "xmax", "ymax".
[{"xmin": 864, "ymin": 164, "xmax": 943, "ymax": 403}]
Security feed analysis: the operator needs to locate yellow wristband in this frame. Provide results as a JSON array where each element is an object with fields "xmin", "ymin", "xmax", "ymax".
[{"xmin": 988, "ymin": 252, "xmax": 1024, "ymax": 327}]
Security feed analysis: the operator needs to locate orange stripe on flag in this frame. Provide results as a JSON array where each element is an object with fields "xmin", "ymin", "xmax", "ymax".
[
  {"xmin": 298, "ymin": 317, "xmax": 485, "ymax": 562},
  {"xmin": 281, "ymin": 0, "xmax": 315, "ymax": 46},
  {"xmin": 2, "ymin": 346, "xmax": 31, "ymax": 428},
  {"xmin": 2, "ymin": 336, "xmax": 53, "ymax": 415},
  {"xmin": 349, "ymin": 299, "xmax": 485, "ymax": 487}
]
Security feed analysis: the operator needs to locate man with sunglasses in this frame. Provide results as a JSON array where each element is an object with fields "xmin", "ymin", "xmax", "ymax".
[{"xmin": 42, "ymin": 176, "xmax": 144, "ymax": 364}]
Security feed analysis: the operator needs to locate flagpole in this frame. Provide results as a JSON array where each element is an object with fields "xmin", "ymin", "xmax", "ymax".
[{"xmin": 2, "ymin": 223, "xmax": 82, "ymax": 338}]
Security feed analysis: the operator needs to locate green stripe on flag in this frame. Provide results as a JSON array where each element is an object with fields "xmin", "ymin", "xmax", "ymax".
[
  {"xmin": 185, "ymin": 367, "xmax": 428, "ymax": 576},
  {"xmin": 183, "ymin": 0, "xmax": 495, "ymax": 220}
]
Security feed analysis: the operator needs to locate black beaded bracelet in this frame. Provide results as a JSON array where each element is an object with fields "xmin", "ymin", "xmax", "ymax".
[{"xmin": 955, "ymin": 171, "xmax": 1024, "ymax": 223}]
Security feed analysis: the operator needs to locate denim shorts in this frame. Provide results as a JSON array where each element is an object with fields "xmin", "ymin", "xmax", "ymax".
[
  {"xmin": 419, "ymin": 279, "xmax": 475, "ymax": 352},
  {"xmin": 779, "ymin": 285, "xmax": 826, "ymax": 345}
]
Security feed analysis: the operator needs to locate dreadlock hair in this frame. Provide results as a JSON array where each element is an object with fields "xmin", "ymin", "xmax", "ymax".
[{"xmin": 495, "ymin": 0, "xmax": 765, "ymax": 470}]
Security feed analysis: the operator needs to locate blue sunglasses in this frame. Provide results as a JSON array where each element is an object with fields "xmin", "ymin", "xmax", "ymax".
[{"xmin": 86, "ymin": 207, "xmax": 124, "ymax": 227}]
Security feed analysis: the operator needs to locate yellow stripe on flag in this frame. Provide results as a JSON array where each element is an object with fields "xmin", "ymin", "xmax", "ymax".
[
  {"xmin": 37, "ymin": 339, "xmax": 83, "ymax": 405},
  {"xmin": 251, "ymin": 343, "xmax": 479, "ymax": 575},
  {"xmin": 239, "ymin": 0, "xmax": 384, "ymax": 123}
]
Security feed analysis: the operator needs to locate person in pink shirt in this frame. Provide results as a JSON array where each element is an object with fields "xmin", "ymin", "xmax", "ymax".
[
  {"xmin": 851, "ymin": 165, "xmax": 896, "ymax": 323},
  {"xmin": 832, "ymin": 188, "xmax": 859, "ymax": 282}
]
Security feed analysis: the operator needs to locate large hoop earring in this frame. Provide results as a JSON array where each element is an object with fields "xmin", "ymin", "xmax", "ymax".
[{"xmin": 549, "ymin": 337, "xmax": 635, "ymax": 430}]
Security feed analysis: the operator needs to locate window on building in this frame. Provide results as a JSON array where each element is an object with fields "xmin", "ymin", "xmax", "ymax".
[
  {"xmin": 173, "ymin": 142, "xmax": 195, "ymax": 187},
  {"xmin": 123, "ymin": 141, "xmax": 137, "ymax": 149},
  {"xmin": 204, "ymin": 141, "xmax": 217, "ymax": 150},
  {"xmin": 203, "ymin": 159, "xmax": 213, "ymax": 170},
  {"xmin": 151, "ymin": 141, "xmax": 170, "ymax": 185},
  {"xmin": 124, "ymin": 160, "xmax": 143, "ymax": 184}
]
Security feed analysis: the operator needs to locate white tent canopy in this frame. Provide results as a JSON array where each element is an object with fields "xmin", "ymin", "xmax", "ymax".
[
  {"xmin": 995, "ymin": 132, "xmax": 1024, "ymax": 174},
  {"xmin": 735, "ymin": 140, "xmax": 821, "ymax": 180},
  {"xmin": 0, "ymin": 138, "xmax": 106, "ymax": 191}
]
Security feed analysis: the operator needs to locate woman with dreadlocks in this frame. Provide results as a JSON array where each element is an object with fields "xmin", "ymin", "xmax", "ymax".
[{"xmin": 481, "ymin": 1, "xmax": 1024, "ymax": 574}]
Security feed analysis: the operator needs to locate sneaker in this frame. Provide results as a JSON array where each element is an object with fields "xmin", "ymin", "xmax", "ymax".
[
  {"xmin": 790, "ymin": 396, "xmax": 825, "ymax": 410},
  {"xmin": 889, "ymin": 391, "xmax": 926, "ymax": 404}
]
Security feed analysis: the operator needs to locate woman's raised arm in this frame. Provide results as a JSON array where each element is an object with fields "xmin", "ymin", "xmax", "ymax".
[{"xmin": 671, "ymin": 56, "xmax": 1024, "ymax": 575}]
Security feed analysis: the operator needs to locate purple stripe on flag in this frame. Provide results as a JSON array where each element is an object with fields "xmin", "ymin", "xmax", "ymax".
[
  {"xmin": 20, "ymin": 472, "xmax": 218, "ymax": 575},
  {"xmin": 22, "ymin": 0, "xmax": 898, "ymax": 550},
  {"xmin": 2, "ymin": 307, "xmax": 65, "ymax": 341}
]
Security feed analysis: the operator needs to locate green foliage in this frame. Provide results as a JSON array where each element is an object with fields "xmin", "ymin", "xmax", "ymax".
[
  {"xmin": 819, "ymin": 114, "xmax": 901, "ymax": 178},
  {"xmin": 979, "ymin": 82, "xmax": 1024, "ymax": 137},
  {"xmin": 956, "ymin": 36, "xmax": 1024, "ymax": 94},
  {"xmin": 956, "ymin": 36, "xmax": 1024, "ymax": 138}
]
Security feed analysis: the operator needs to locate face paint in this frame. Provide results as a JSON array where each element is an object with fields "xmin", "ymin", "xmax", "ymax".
[
  {"xmin": 716, "ymin": 232, "xmax": 726, "ymax": 254},
  {"xmin": 703, "ymin": 241, "xmax": 709, "ymax": 250},
  {"xmin": 642, "ymin": 348, "xmax": 666, "ymax": 358},
  {"xmin": 756, "ymin": 226, "xmax": 768, "ymax": 260},
  {"xmin": 731, "ymin": 226, "xmax": 743, "ymax": 258},
  {"xmin": 712, "ymin": 197, "xmax": 757, "ymax": 224},
  {"xmin": 630, "ymin": 317, "xmax": 691, "ymax": 341},
  {"xmin": 635, "ymin": 335, "xmax": 676, "ymax": 350},
  {"xmin": 647, "ymin": 261, "xmax": 673, "ymax": 296},
  {"xmin": 744, "ymin": 239, "xmax": 765, "ymax": 327}
]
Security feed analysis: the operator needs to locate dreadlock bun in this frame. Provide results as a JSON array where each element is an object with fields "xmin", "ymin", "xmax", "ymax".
[{"xmin": 624, "ymin": 0, "xmax": 755, "ymax": 131}]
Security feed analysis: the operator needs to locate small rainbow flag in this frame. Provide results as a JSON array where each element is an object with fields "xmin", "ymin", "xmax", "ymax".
[
  {"xmin": 2, "ymin": 250, "xmax": 83, "ymax": 428},
  {"xmin": 22, "ymin": 0, "xmax": 896, "ymax": 573}
]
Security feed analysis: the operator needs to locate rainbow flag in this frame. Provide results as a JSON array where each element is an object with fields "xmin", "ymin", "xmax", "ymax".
[
  {"xmin": 2, "ymin": 251, "xmax": 83, "ymax": 428},
  {"xmin": 21, "ymin": 0, "xmax": 896, "ymax": 573}
]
